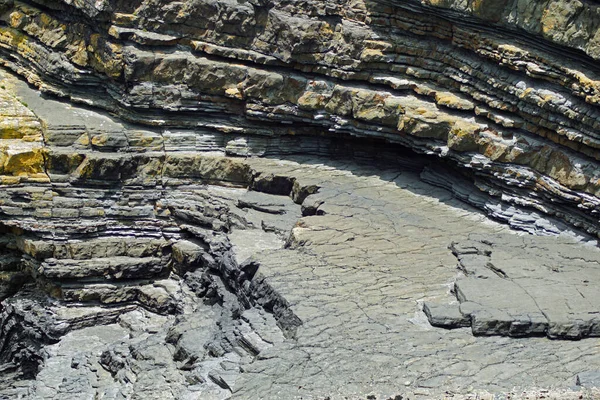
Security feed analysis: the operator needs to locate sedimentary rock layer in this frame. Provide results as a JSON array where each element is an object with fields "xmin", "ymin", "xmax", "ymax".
[
  {"xmin": 0, "ymin": 0, "xmax": 599, "ymax": 238},
  {"xmin": 0, "ymin": 67, "xmax": 599, "ymax": 399},
  {"xmin": 1, "ymin": 0, "xmax": 600, "ymax": 398}
]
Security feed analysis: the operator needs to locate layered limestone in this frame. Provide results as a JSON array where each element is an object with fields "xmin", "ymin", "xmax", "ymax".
[
  {"xmin": 1, "ymin": 0, "xmax": 600, "ymax": 399},
  {"xmin": 0, "ymin": 65, "xmax": 599, "ymax": 399},
  {"xmin": 0, "ymin": 0, "xmax": 598, "ymax": 238}
]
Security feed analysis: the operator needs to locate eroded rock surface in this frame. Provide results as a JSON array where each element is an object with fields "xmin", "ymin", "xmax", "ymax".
[
  {"xmin": 0, "ymin": 0, "xmax": 600, "ymax": 398},
  {"xmin": 0, "ymin": 68, "xmax": 598, "ymax": 399},
  {"xmin": 0, "ymin": 0, "xmax": 599, "ymax": 239}
]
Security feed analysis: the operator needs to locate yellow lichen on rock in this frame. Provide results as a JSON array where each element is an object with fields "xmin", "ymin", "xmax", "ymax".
[
  {"xmin": 0, "ymin": 116, "xmax": 43, "ymax": 141},
  {"xmin": 352, "ymin": 91, "xmax": 401, "ymax": 126},
  {"xmin": 88, "ymin": 33, "xmax": 124, "ymax": 79},
  {"xmin": 399, "ymin": 115, "xmax": 453, "ymax": 140},
  {"xmin": 297, "ymin": 91, "xmax": 328, "ymax": 111},
  {"xmin": 224, "ymin": 87, "xmax": 244, "ymax": 100},
  {"xmin": 1, "ymin": 146, "xmax": 46, "ymax": 175},
  {"xmin": 0, "ymin": 78, "xmax": 48, "ymax": 184},
  {"xmin": 435, "ymin": 92, "xmax": 475, "ymax": 111},
  {"xmin": 360, "ymin": 48, "xmax": 385, "ymax": 62},
  {"xmin": 447, "ymin": 120, "xmax": 481, "ymax": 152},
  {"xmin": 0, "ymin": 84, "xmax": 43, "ymax": 141}
]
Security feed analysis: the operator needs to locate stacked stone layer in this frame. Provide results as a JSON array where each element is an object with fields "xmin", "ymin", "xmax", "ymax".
[
  {"xmin": 0, "ymin": 0, "xmax": 598, "ymax": 238},
  {"xmin": 1, "ymin": 0, "xmax": 600, "ymax": 398}
]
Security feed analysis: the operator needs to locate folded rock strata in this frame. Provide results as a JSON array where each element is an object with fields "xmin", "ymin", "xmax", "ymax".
[
  {"xmin": 0, "ymin": 0, "xmax": 598, "ymax": 238},
  {"xmin": 0, "ymin": 69, "xmax": 598, "ymax": 399},
  {"xmin": 0, "ymin": 0, "xmax": 600, "ymax": 398}
]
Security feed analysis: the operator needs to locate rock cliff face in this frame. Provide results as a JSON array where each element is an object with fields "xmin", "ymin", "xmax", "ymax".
[
  {"xmin": 0, "ymin": 0, "xmax": 600, "ymax": 398},
  {"xmin": 0, "ymin": 0, "xmax": 600, "ymax": 237}
]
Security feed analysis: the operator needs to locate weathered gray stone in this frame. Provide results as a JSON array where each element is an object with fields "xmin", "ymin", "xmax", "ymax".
[
  {"xmin": 0, "ymin": 1, "xmax": 600, "ymax": 396},
  {"xmin": 427, "ymin": 234, "xmax": 600, "ymax": 339},
  {"xmin": 422, "ymin": 303, "xmax": 470, "ymax": 329}
]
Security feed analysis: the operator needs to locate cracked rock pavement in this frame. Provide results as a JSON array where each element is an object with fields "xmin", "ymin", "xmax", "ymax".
[{"xmin": 227, "ymin": 156, "xmax": 600, "ymax": 399}]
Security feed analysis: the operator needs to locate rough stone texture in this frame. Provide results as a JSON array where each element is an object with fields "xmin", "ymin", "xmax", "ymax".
[
  {"xmin": 0, "ymin": 0, "xmax": 600, "ymax": 398},
  {"xmin": 425, "ymin": 234, "xmax": 600, "ymax": 339},
  {"xmin": 0, "ymin": 0, "xmax": 598, "ymax": 238},
  {"xmin": 0, "ymin": 71, "xmax": 598, "ymax": 399},
  {"xmin": 227, "ymin": 159, "xmax": 600, "ymax": 399}
]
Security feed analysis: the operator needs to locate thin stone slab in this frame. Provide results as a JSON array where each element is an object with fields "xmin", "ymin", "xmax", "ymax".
[
  {"xmin": 426, "ymin": 234, "xmax": 600, "ymax": 339},
  {"xmin": 423, "ymin": 303, "xmax": 470, "ymax": 329}
]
